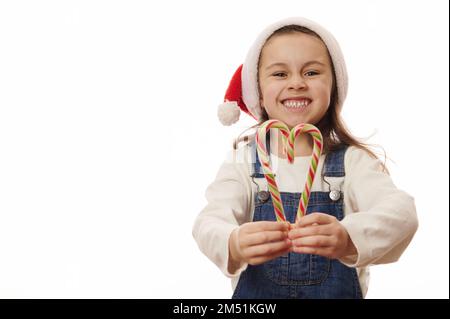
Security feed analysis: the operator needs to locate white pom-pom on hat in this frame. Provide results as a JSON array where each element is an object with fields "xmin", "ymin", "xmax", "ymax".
[
  {"xmin": 218, "ymin": 101, "xmax": 240, "ymax": 126},
  {"xmin": 217, "ymin": 65, "xmax": 258, "ymax": 126}
]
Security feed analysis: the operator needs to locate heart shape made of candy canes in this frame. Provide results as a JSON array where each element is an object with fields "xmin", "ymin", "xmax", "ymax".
[{"xmin": 255, "ymin": 119, "xmax": 323, "ymax": 223}]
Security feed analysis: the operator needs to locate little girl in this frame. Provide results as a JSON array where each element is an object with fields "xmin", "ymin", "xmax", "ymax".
[{"xmin": 192, "ymin": 17, "xmax": 418, "ymax": 299}]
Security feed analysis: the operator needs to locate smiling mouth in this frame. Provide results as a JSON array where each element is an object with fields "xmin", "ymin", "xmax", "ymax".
[{"xmin": 282, "ymin": 98, "xmax": 311, "ymax": 110}]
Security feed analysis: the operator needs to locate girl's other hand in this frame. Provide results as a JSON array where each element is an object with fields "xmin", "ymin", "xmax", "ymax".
[
  {"xmin": 288, "ymin": 212, "xmax": 357, "ymax": 259},
  {"xmin": 228, "ymin": 221, "xmax": 292, "ymax": 268}
]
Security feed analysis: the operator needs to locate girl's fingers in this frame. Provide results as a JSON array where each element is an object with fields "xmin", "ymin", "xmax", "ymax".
[
  {"xmin": 243, "ymin": 221, "xmax": 291, "ymax": 234},
  {"xmin": 288, "ymin": 224, "xmax": 331, "ymax": 239},
  {"xmin": 241, "ymin": 230, "xmax": 288, "ymax": 247},
  {"xmin": 296, "ymin": 213, "xmax": 335, "ymax": 228},
  {"xmin": 244, "ymin": 238, "xmax": 292, "ymax": 258},
  {"xmin": 291, "ymin": 235, "xmax": 333, "ymax": 247}
]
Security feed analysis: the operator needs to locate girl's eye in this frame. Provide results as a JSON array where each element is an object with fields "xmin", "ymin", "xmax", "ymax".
[
  {"xmin": 305, "ymin": 70, "xmax": 319, "ymax": 76},
  {"xmin": 272, "ymin": 72, "xmax": 287, "ymax": 77}
]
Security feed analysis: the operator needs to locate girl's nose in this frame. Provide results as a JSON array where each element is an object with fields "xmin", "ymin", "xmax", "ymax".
[{"xmin": 288, "ymin": 74, "xmax": 307, "ymax": 90}]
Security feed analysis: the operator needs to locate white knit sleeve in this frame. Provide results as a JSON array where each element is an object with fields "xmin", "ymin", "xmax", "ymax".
[
  {"xmin": 192, "ymin": 150, "xmax": 252, "ymax": 278},
  {"xmin": 339, "ymin": 147, "xmax": 419, "ymax": 267}
]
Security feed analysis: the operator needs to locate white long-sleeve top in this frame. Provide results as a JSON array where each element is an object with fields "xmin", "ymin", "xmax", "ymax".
[{"xmin": 192, "ymin": 136, "xmax": 418, "ymax": 297}]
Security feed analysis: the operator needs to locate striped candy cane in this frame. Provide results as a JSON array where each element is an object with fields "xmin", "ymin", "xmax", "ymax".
[
  {"xmin": 255, "ymin": 120, "xmax": 290, "ymax": 222},
  {"xmin": 256, "ymin": 120, "xmax": 323, "ymax": 223},
  {"xmin": 288, "ymin": 123, "xmax": 323, "ymax": 221}
]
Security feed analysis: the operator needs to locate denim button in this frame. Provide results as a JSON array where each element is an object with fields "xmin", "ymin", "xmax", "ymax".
[
  {"xmin": 329, "ymin": 190, "xmax": 341, "ymax": 201},
  {"xmin": 257, "ymin": 191, "xmax": 270, "ymax": 202}
]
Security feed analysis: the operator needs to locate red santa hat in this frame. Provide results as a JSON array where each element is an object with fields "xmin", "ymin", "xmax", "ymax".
[{"xmin": 217, "ymin": 17, "xmax": 348, "ymax": 126}]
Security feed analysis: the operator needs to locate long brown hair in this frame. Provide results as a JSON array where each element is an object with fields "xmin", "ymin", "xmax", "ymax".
[{"xmin": 234, "ymin": 25, "xmax": 388, "ymax": 172}]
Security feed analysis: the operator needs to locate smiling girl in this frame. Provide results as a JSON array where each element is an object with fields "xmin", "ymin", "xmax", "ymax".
[{"xmin": 192, "ymin": 17, "xmax": 418, "ymax": 299}]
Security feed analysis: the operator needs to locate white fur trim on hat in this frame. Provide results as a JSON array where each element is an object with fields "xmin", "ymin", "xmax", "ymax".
[
  {"xmin": 242, "ymin": 17, "xmax": 348, "ymax": 121},
  {"xmin": 218, "ymin": 101, "xmax": 241, "ymax": 126}
]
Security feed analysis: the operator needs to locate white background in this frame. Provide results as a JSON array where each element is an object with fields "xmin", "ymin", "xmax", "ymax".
[{"xmin": 0, "ymin": 0, "xmax": 448, "ymax": 298}]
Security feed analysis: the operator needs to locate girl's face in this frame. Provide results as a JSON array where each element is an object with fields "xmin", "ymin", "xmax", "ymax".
[{"xmin": 258, "ymin": 32, "xmax": 333, "ymax": 128}]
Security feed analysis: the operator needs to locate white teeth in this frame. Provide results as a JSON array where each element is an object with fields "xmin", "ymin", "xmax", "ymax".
[{"xmin": 283, "ymin": 99, "xmax": 310, "ymax": 108}]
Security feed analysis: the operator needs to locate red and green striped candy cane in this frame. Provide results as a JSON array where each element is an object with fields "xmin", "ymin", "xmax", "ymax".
[
  {"xmin": 288, "ymin": 123, "xmax": 323, "ymax": 221},
  {"xmin": 255, "ymin": 119, "xmax": 290, "ymax": 222},
  {"xmin": 256, "ymin": 120, "xmax": 323, "ymax": 223}
]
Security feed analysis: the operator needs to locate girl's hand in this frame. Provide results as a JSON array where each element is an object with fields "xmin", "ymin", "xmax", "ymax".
[
  {"xmin": 228, "ymin": 221, "xmax": 292, "ymax": 269},
  {"xmin": 288, "ymin": 212, "xmax": 357, "ymax": 259}
]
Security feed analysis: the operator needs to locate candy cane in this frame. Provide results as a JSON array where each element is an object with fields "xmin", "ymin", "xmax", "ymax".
[
  {"xmin": 256, "ymin": 120, "xmax": 323, "ymax": 223},
  {"xmin": 255, "ymin": 120, "xmax": 290, "ymax": 222},
  {"xmin": 288, "ymin": 123, "xmax": 323, "ymax": 220}
]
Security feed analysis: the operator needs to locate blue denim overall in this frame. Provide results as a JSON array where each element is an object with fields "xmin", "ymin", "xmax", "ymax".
[{"xmin": 232, "ymin": 140, "xmax": 362, "ymax": 299}]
